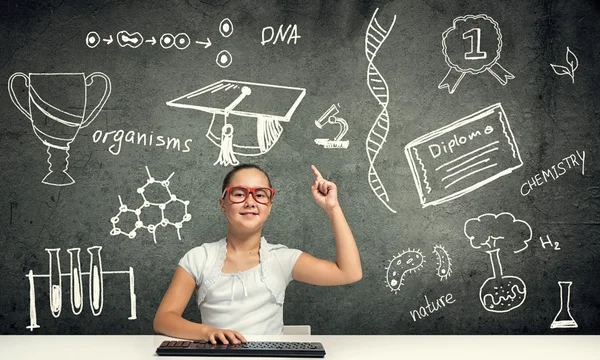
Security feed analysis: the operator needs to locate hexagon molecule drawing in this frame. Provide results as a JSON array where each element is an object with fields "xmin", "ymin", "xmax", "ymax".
[{"xmin": 110, "ymin": 166, "xmax": 191, "ymax": 243}]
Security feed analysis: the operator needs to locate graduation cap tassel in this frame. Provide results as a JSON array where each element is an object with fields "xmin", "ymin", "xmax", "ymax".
[{"xmin": 214, "ymin": 123, "xmax": 239, "ymax": 166}]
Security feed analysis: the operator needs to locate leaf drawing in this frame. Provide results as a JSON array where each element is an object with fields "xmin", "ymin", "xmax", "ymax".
[
  {"xmin": 550, "ymin": 47, "xmax": 577, "ymax": 83},
  {"xmin": 550, "ymin": 64, "xmax": 571, "ymax": 76},
  {"xmin": 566, "ymin": 47, "xmax": 579, "ymax": 72}
]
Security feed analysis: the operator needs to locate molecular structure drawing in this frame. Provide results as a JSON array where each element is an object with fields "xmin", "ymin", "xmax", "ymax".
[{"xmin": 110, "ymin": 166, "xmax": 191, "ymax": 243}]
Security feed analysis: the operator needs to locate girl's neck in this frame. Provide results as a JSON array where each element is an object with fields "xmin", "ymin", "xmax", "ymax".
[{"xmin": 226, "ymin": 229, "xmax": 262, "ymax": 253}]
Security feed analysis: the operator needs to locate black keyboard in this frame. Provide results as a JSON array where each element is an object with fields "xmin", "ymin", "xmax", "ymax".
[{"xmin": 156, "ymin": 340, "xmax": 326, "ymax": 358}]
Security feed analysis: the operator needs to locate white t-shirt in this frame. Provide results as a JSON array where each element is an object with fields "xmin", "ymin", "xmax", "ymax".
[{"xmin": 178, "ymin": 237, "xmax": 302, "ymax": 335}]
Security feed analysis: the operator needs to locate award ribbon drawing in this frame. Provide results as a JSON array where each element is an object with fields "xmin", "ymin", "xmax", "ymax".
[{"xmin": 439, "ymin": 14, "xmax": 514, "ymax": 94}]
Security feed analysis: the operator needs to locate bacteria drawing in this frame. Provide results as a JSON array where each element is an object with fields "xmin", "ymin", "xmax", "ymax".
[
  {"xmin": 385, "ymin": 249, "xmax": 425, "ymax": 294},
  {"xmin": 432, "ymin": 245, "xmax": 452, "ymax": 281}
]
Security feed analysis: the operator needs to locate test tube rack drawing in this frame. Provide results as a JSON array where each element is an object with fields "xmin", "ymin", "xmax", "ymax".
[
  {"xmin": 365, "ymin": 8, "xmax": 397, "ymax": 213},
  {"xmin": 166, "ymin": 80, "xmax": 306, "ymax": 166},
  {"xmin": 314, "ymin": 104, "xmax": 349, "ymax": 149},
  {"xmin": 24, "ymin": 246, "xmax": 136, "ymax": 331}
]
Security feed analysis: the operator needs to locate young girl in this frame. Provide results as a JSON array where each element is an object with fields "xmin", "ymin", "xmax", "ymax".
[{"xmin": 153, "ymin": 163, "xmax": 361, "ymax": 344}]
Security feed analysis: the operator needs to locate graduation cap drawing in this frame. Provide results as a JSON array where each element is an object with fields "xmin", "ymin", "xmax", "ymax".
[{"xmin": 166, "ymin": 80, "xmax": 306, "ymax": 166}]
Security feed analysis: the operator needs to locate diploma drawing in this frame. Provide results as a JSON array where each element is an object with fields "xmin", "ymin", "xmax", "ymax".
[
  {"xmin": 550, "ymin": 47, "xmax": 578, "ymax": 83},
  {"xmin": 385, "ymin": 249, "xmax": 425, "ymax": 294},
  {"xmin": 110, "ymin": 166, "xmax": 191, "ymax": 243},
  {"xmin": 25, "ymin": 246, "xmax": 136, "ymax": 331},
  {"xmin": 464, "ymin": 212, "xmax": 532, "ymax": 313},
  {"xmin": 405, "ymin": 103, "xmax": 522, "ymax": 207},
  {"xmin": 8, "ymin": 72, "xmax": 111, "ymax": 186},
  {"xmin": 365, "ymin": 7, "xmax": 397, "ymax": 213},
  {"xmin": 166, "ymin": 80, "xmax": 306, "ymax": 166},
  {"xmin": 314, "ymin": 104, "xmax": 349, "ymax": 149},
  {"xmin": 439, "ymin": 14, "xmax": 514, "ymax": 94}
]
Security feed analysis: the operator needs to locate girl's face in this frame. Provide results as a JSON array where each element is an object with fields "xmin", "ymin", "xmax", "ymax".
[{"xmin": 219, "ymin": 168, "xmax": 272, "ymax": 233}]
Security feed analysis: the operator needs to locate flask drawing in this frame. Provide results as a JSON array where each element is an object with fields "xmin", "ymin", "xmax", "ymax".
[
  {"xmin": 550, "ymin": 281, "xmax": 578, "ymax": 329},
  {"xmin": 479, "ymin": 248, "xmax": 526, "ymax": 313}
]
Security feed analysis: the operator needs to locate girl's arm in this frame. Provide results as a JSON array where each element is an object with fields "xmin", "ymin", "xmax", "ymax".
[
  {"xmin": 292, "ymin": 165, "xmax": 362, "ymax": 286},
  {"xmin": 154, "ymin": 267, "xmax": 246, "ymax": 344}
]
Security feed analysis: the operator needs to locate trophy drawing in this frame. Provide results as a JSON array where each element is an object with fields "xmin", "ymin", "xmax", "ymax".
[{"xmin": 8, "ymin": 72, "xmax": 111, "ymax": 186}]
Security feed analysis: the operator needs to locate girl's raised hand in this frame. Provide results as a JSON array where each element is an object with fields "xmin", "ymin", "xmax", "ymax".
[{"xmin": 310, "ymin": 165, "xmax": 339, "ymax": 212}]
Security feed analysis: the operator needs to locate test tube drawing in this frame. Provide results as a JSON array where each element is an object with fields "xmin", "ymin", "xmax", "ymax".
[
  {"xmin": 550, "ymin": 281, "xmax": 578, "ymax": 329},
  {"xmin": 24, "ymin": 246, "xmax": 136, "ymax": 331}
]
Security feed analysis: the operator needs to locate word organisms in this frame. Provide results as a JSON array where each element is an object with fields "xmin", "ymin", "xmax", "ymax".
[
  {"xmin": 261, "ymin": 24, "xmax": 300, "ymax": 45},
  {"xmin": 385, "ymin": 249, "xmax": 425, "ymax": 294},
  {"xmin": 110, "ymin": 166, "xmax": 191, "ymax": 243},
  {"xmin": 24, "ymin": 246, "xmax": 136, "ymax": 331}
]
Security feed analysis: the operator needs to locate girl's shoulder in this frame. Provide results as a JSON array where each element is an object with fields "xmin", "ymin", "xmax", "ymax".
[{"xmin": 183, "ymin": 238, "xmax": 226, "ymax": 257}]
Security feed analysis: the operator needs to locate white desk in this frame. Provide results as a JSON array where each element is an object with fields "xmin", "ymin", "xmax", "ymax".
[{"xmin": 1, "ymin": 335, "xmax": 599, "ymax": 360}]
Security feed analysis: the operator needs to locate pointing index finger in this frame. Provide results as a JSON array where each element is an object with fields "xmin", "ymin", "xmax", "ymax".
[{"xmin": 311, "ymin": 164, "xmax": 323, "ymax": 180}]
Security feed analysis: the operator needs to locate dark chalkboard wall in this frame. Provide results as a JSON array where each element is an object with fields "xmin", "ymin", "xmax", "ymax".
[{"xmin": 1, "ymin": 0, "xmax": 599, "ymax": 335}]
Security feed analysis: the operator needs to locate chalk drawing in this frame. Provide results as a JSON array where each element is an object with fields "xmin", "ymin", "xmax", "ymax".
[
  {"xmin": 550, "ymin": 47, "xmax": 578, "ymax": 83},
  {"xmin": 464, "ymin": 212, "xmax": 531, "ymax": 313},
  {"xmin": 86, "ymin": 31, "xmax": 210, "ymax": 49},
  {"xmin": 216, "ymin": 50, "xmax": 233, "ymax": 68},
  {"xmin": 439, "ymin": 14, "xmax": 514, "ymax": 94},
  {"xmin": 464, "ymin": 212, "xmax": 532, "ymax": 254},
  {"xmin": 432, "ymin": 245, "xmax": 452, "ymax": 281},
  {"xmin": 117, "ymin": 30, "xmax": 143, "ymax": 48},
  {"xmin": 166, "ymin": 80, "xmax": 306, "ymax": 166},
  {"xmin": 219, "ymin": 18, "xmax": 234, "ymax": 37},
  {"xmin": 314, "ymin": 104, "xmax": 349, "ymax": 149},
  {"xmin": 365, "ymin": 7, "xmax": 397, "ymax": 213},
  {"xmin": 261, "ymin": 24, "xmax": 300, "ymax": 45},
  {"xmin": 25, "ymin": 246, "xmax": 136, "ymax": 331},
  {"xmin": 110, "ymin": 166, "xmax": 191, "ymax": 243},
  {"xmin": 550, "ymin": 281, "xmax": 578, "ymax": 329},
  {"xmin": 479, "ymin": 248, "xmax": 526, "ymax": 313},
  {"xmin": 195, "ymin": 37, "xmax": 212, "ymax": 48},
  {"xmin": 86, "ymin": 31, "xmax": 101, "ymax": 48},
  {"xmin": 8, "ymin": 72, "xmax": 111, "ymax": 186},
  {"xmin": 385, "ymin": 249, "xmax": 424, "ymax": 294},
  {"xmin": 405, "ymin": 103, "xmax": 522, "ymax": 207}
]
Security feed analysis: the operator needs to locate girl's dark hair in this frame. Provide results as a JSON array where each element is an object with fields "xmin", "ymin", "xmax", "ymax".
[{"xmin": 221, "ymin": 163, "xmax": 272, "ymax": 193}]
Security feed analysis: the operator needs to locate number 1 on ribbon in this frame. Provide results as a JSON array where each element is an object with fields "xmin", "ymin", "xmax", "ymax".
[{"xmin": 462, "ymin": 28, "xmax": 487, "ymax": 60}]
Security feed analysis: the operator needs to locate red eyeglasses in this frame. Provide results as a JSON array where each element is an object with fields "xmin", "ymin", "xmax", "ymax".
[{"xmin": 222, "ymin": 186, "xmax": 275, "ymax": 205}]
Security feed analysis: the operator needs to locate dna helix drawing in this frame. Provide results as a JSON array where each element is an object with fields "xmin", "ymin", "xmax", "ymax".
[{"xmin": 365, "ymin": 8, "xmax": 397, "ymax": 213}]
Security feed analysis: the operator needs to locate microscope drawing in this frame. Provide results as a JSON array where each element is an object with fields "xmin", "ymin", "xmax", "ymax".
[{"xmin": 314, "ymin": 104, "xmax": 349, "ymax": 149}]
